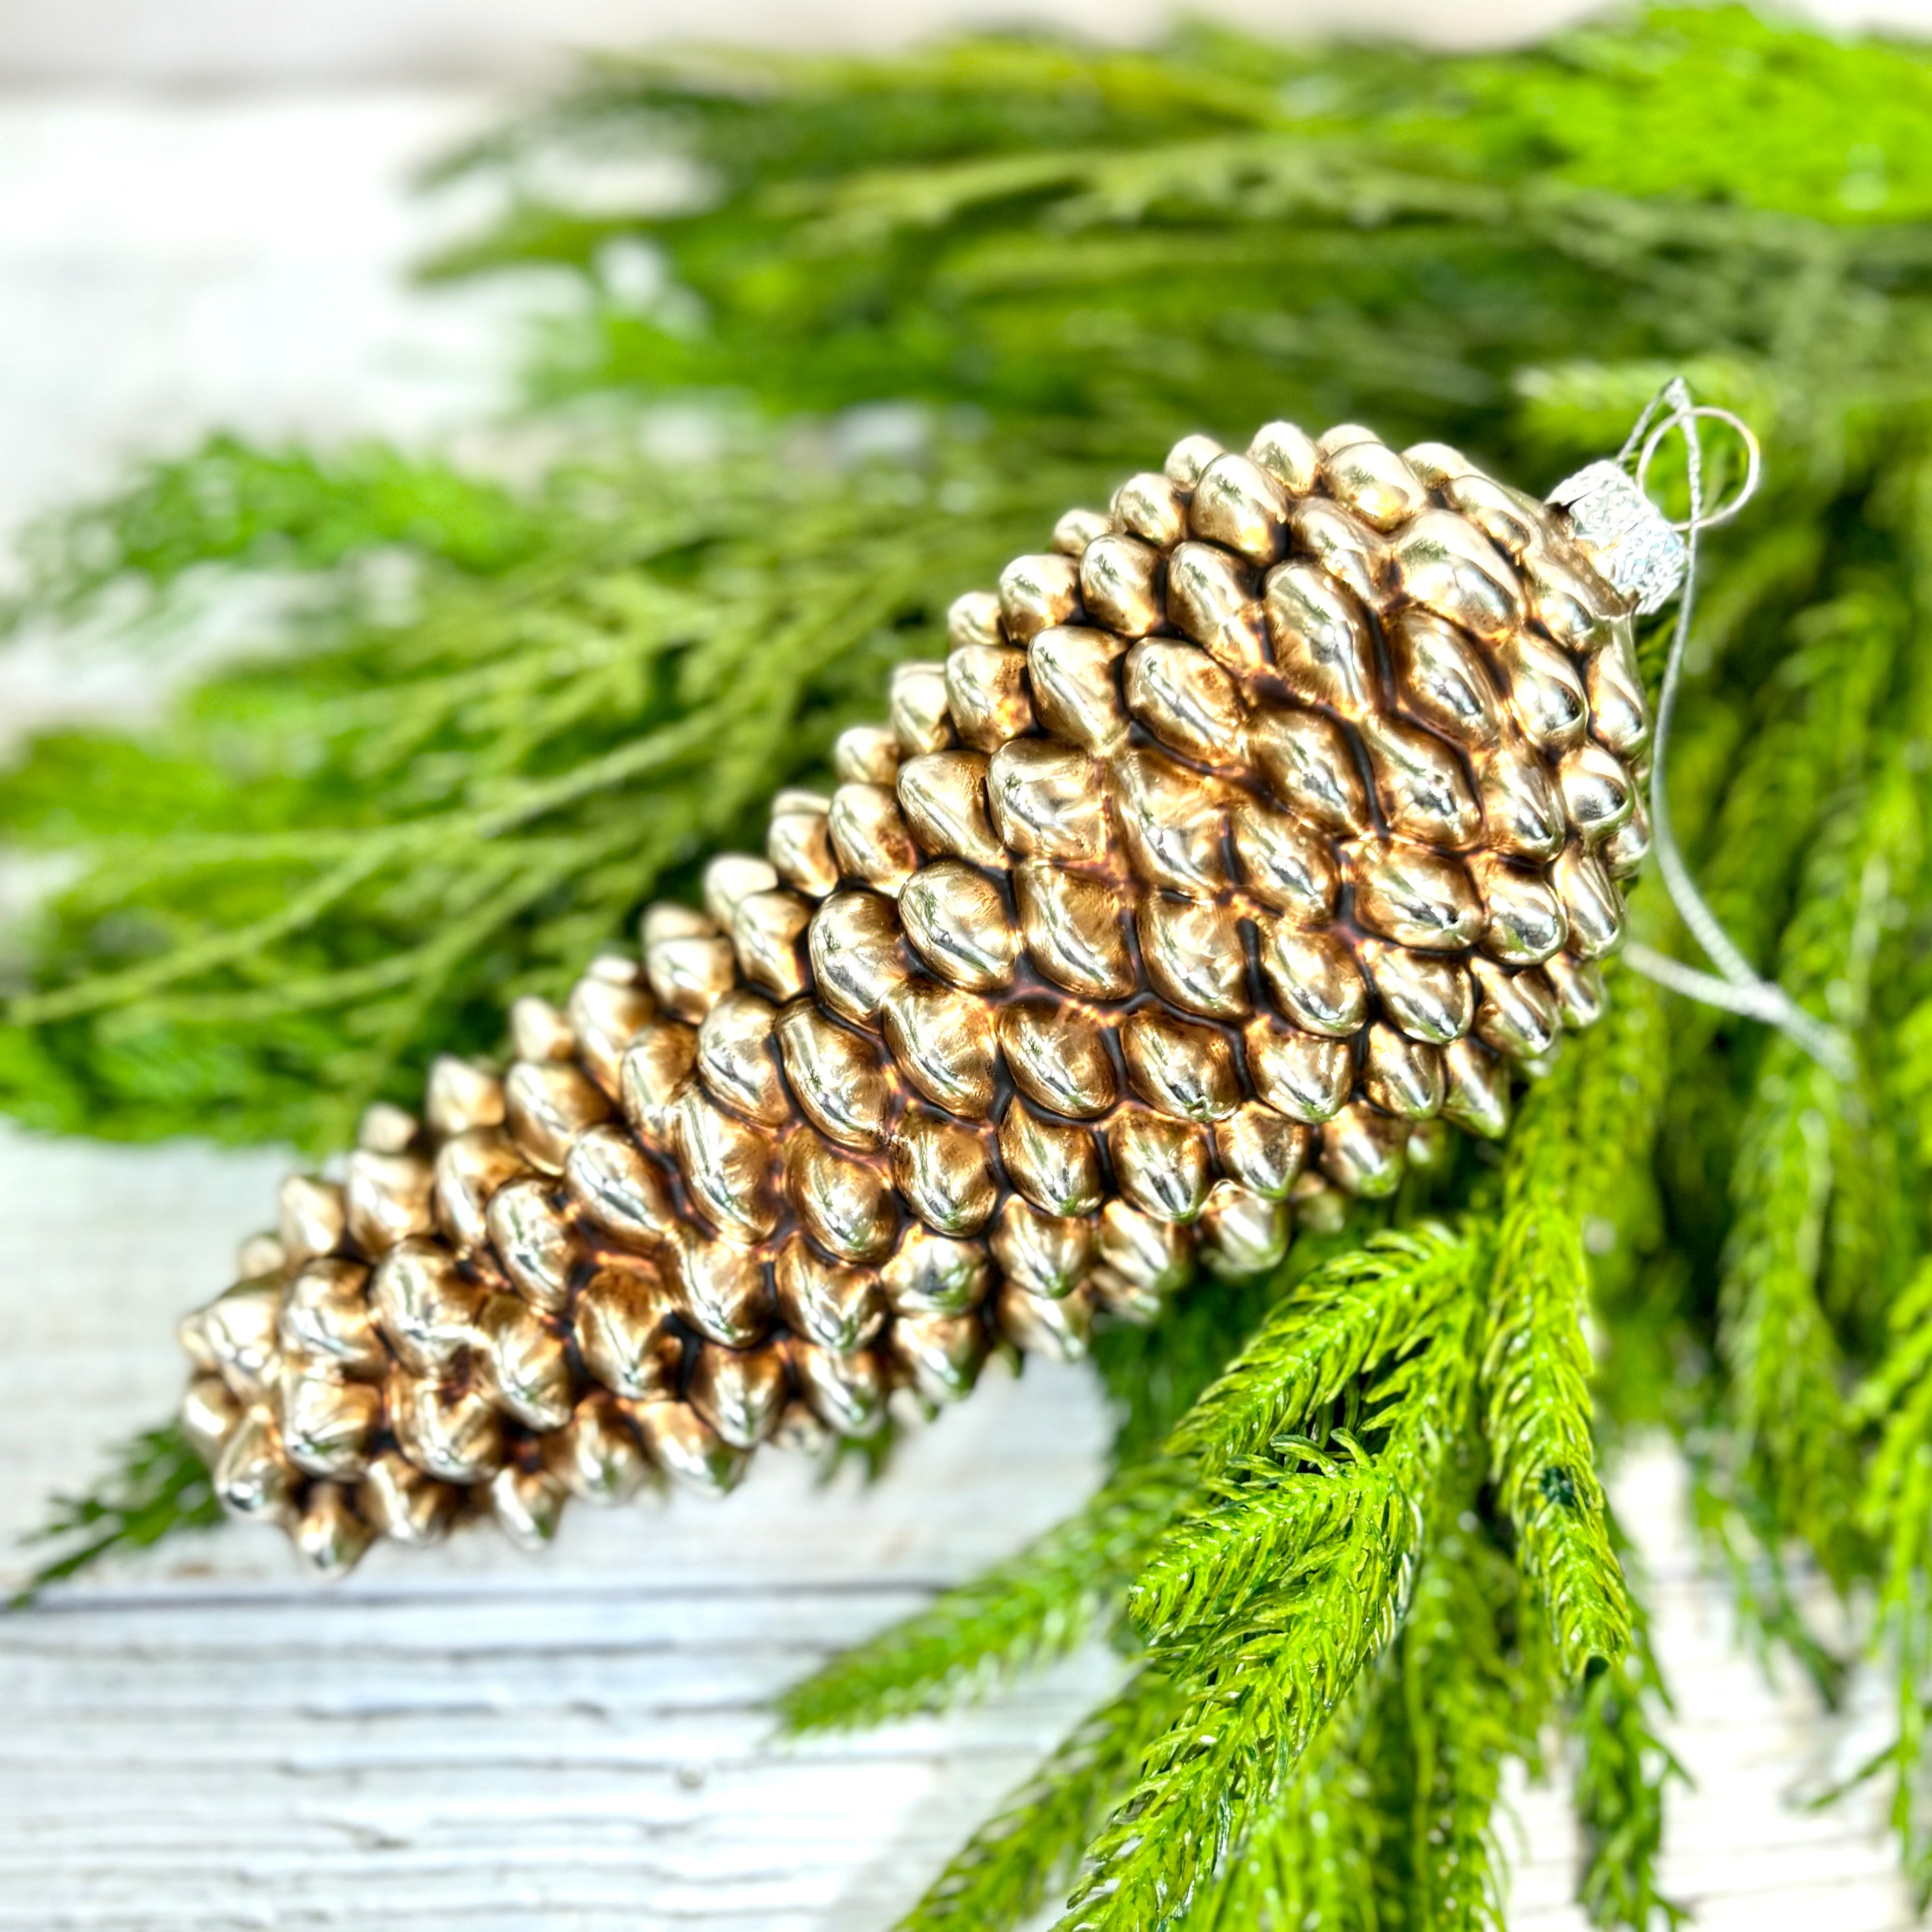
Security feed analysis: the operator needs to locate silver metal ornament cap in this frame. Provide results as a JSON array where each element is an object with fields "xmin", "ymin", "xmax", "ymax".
[{"xmin": 1546, "ymin": 458, "xmax": 1688, "ymax": 616}]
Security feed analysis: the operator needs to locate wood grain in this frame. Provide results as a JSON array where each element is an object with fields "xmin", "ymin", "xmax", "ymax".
[{"xmin": 1, "ymin": 1120, "xmax": 1916, "ymax": 1930}]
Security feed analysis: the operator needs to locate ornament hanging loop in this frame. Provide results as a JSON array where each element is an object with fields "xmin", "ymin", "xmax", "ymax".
[
  {"xmin": 1631, "ymin": 401, "xmax": 1761, "ymax": 532},
  {"xmin": 1574, "ymin": 380, "xmax": 1852, "ymax": 1082}
]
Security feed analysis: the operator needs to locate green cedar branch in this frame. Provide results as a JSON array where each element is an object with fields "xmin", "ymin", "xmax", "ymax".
[
  {"xmin": 896, "ymin": 1669, "xmax": 1183, "ymax": 1932},
  {"xmin": 1170, "ymin": 1690, "xmax": 1385, "ymax": 1932},
  {"xmin": 1484, "ymin": 1074, "xmax": 1632, "ymax": 1683},
  {"xmin": 13, "ymin": 1423, "xmax": 221, "ymax": 1606},
  {"xmin": 1061, "ymin": 1295, "xmax": 1482, "ymax": 1932},
  {"xmin": 779, "ymin": 1459, "xmax": 1187, "ymax": 1734},
  {"xmin": 1166, "ymin": 1225, "xmax": 1481, "ymax": 1484},
  {"xmin": 1570, "ymin": 1512, "xmax": 1689, "ymax": 1932},
  {"xmin": 1383, "ymin": 1513, "xmax": 1535, "ymax": 1932}
]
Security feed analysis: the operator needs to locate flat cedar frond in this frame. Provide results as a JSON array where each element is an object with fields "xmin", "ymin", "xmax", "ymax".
[
  {"xmin": 779, "ymin": 1459, "xmax": 1187, "ymax": 1734},
  {"xmin": 1166, "ymin": 1226, "xmax": 1481, "ymax": 1483},
  {"xmin": 781, "ymin": 133, "xmax": 1498, "ymax": 258},
  {"xmin": 1, "ymin": 438, "xmax": 1081, "ymax": 1149},
  {"xmin": 8, "ymin": 435, "xmax": 547, "ymax": 617}
]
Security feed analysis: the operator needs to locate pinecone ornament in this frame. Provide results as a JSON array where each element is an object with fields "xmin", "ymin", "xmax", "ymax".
[{"xmin": 177, "ymin": 419, "xmax": 1657, "ymax": 1576}]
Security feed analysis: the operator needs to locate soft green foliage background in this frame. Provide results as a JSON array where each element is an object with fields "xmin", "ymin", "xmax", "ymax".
[{"xmin": 6, "ymin": 7, "xmax": 1932, "ymax": 1926}]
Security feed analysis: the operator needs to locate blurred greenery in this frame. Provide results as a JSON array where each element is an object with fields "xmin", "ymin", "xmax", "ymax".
[{"xmin": 6, "ymin": 6, "xmax": 1932, "ymax": 1926}]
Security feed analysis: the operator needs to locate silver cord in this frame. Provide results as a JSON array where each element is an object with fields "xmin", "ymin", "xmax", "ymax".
[{"xmin": 1611, "ymin": 381, "xmax": 1855, "ymax": 1080}]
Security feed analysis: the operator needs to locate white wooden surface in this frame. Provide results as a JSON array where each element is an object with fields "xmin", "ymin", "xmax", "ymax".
[
  {"xmin": 0, "ymin": 1127, "xmax": 1129, "ymax": 1931},
  {"xmin": 0, "ymin": 86, "xmax": 1920, "ymax": 1932},
  {"xmin": 1, "ymin": 1127, "xmax": 1917, "ymax": 1931}
]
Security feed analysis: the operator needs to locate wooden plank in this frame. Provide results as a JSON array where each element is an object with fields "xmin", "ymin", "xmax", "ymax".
[{"xmin": 5, "ymin": 1115, "xmax": 1916, "ymax": 1930}]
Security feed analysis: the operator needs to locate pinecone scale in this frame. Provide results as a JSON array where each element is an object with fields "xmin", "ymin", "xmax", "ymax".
[{"xmin": 177, "ymin": 418, "xmax": 1651, "ymax": 1574}]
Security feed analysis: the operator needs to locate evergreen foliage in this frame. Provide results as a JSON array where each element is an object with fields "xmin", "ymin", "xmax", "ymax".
[
  {"xmin": 1485, "ymin": 1070, "xmax": 1632, "ymax": 1683},
  {"xmin": 14, "ymin": 1424, "xmax": 220, "ymax": 1604},
  {"xmin": 1573, "ymin": 1617, "xmax": 1688, "ymax": 1930},
  {"xmin": 7, "ymin": 7, "xmax": 1932, "ymax": 1924}
]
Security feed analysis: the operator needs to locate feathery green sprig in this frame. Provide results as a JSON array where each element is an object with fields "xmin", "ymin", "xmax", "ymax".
[
  {"xmin": 1485, "ymin": 1067, "xmax": 1633, "ymax": 1682},
  {"xmin": 13, "ymin": 1423, "xmax": 221, "ymax": 1605},
  {"xmin": 898, "ymin": 1671, "xmax": 1184, "ymax": 1932},
  {"xmin": 1072, "ymin": 1302, "xmax": 1480, "ymax": 1932},
  {"xmin": 1573, "ymin": 1620, "xmax": 1689, "ymax": 1931},
  {"xmin": 1167, "ymin": 1226, "xmax": 1479, "ymax": 1481},
  {"xmin": 780, "ymin": 1458, "xmax": 1186, "ymax": 1734}
]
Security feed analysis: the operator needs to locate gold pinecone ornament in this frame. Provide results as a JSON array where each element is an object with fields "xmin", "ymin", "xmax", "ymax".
[{"xmin": 177, "ymin": 418, "xmax": 1654, "ymax": 1576}]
